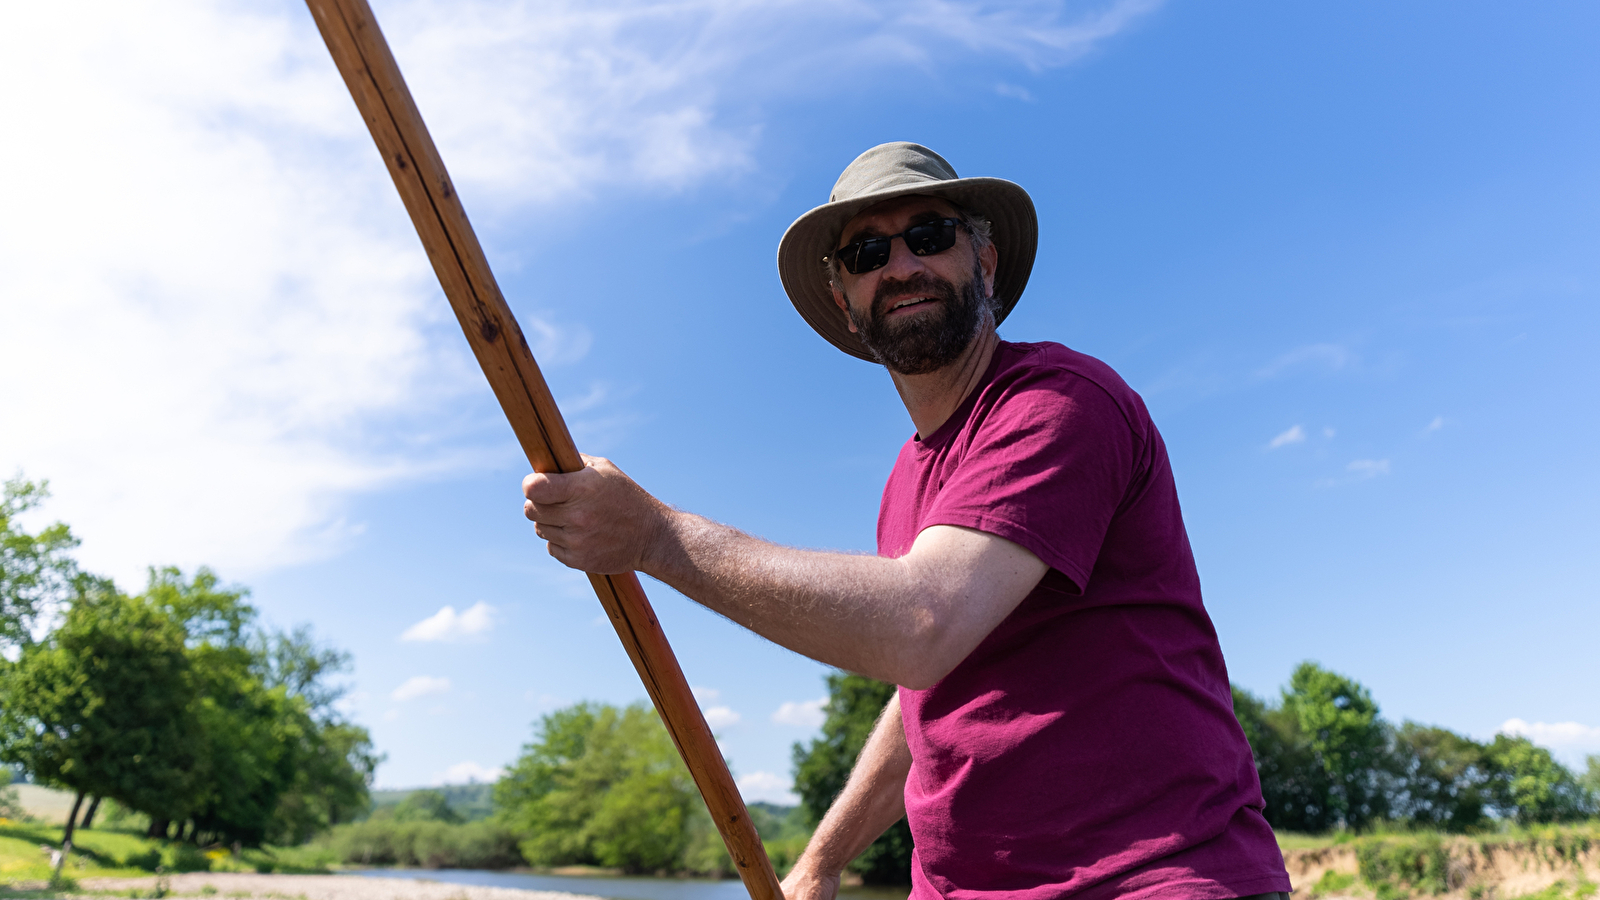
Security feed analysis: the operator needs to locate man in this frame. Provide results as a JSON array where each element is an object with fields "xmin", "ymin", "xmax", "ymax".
[{"xmin": 522, "ymin": 143, "xmax": 1292, "ymax": 900}]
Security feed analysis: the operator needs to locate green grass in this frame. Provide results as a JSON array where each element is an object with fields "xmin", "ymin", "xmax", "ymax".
[
  {"xmin": 1278, "ymin": 820, "xmax": 1600, "ymax": 852},
  {"xmin": 1309, "ymin": 870, "xmax": 1358, "ymax": 897},
  {"xmin": 1514, "ymin": 879, "xmax": 1598, "ymax": 900},
  {"xmin": 0, "ymin": 822, "xmax": 329, "ymax": 885}
]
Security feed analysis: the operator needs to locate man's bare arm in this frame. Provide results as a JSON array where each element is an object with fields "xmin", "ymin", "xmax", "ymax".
[
  {"xmin": 523, "ymin": 456, "xmax": 1048, "ymax": 689},
  {"xmin": 783, "ymin": 694, "xmax": 912, "ymax": 900}
]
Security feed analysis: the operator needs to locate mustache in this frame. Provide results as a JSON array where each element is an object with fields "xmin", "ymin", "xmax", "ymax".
[{"xmin": 870, "ymin": 272, "xmax": 960, "ymax": 320}]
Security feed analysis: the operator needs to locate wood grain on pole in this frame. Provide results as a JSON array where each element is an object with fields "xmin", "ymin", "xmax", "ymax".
[{"xmin": 301, "ymin": 2, "xmax": 782, "ymax": 898}]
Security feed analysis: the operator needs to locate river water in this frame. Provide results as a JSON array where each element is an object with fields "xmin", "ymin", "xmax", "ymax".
[{"xmin": 341, "ymin": 868, "xmax": 911, "ymax": 900}]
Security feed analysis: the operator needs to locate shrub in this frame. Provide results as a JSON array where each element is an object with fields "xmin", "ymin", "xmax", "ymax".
[
  {"xmin": 320, "ymin": 819, "xmax": 522, "ymax": 869},
  {"xmin": 1356, "ymin": 834, "xmax": 1452, "ymax": 897},
  {"xmin": 162, "ymin": 841, "xmax": 213, "ymax": 873},
  {"xmin": 1311, "ymin": 870, "xmax": 1357, "ymax": 897}
]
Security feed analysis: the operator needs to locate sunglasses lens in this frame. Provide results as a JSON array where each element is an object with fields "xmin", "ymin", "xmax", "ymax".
[
  {"xmin": 843, "ymin": 238, "xmax": 891, "ymax": 275},
  {"xmin": 906, "ymin": 220, "xmax": 958, "ymax": 256}
]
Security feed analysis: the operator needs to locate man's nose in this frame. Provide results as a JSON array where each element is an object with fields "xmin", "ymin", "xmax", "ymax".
[{"xmin": 878, "ymin": 233, "xmax": 932, "ymax": 279}]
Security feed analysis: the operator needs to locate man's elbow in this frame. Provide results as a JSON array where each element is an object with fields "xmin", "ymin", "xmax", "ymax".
[{"xmin": 889, "ymin": 612, "xmax": 969, "ymax": 690}]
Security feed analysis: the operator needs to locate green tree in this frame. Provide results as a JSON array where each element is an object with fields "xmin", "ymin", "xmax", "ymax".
[
  {"xmin": 1581, "ymin": 755, "xmax": 1600, "ymax": 799},
  {"xmin": 0, "ymin": 583, "xmax": 201, "ymax": 845},
  {"xmin": 1282, "ymin": 662, "xmax": 1390, "ymax": 830},
  {"xmin": 139, "ymin": 567, "xmax": 377, "ymax": 846},
  {"xmin": 495, "ymin": 702, "xmax": 695, "ymax": 872},
  {"xmin": 389, "ymin": 789, "xmax": 463, "ymax": 823},
  {"xmin": 0, "ymin": 476, "xmax": 82, "ymax": 649},
  {"xmin": 256, "ymin": 624, "xmax": 353, "ymax": 718},
  {"xmin": 1231, "ymin": 684, "xmax": 1331, "ymax": 831},
  {"xmin": 1483, "ymin": 734, "xmax": 1593, "ymax": 824},
  {"xmin": 255, "ymin": 622, "xmax": 378, "ymax": 843},
  {"xmin": 791, "ymin": 674, "xmax": 911, "ymax": 885},
  {"xmin": 268, "ymin": 719, "xmax": 381, "ymax": 844},
  {"xmin": 1387, "ymin": 723, "xmax": 1492, "ymax": 831}
]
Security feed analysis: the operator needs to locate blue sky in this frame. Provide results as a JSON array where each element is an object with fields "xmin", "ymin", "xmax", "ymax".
[{"xmin": 2, "ymin": 0, "xmax": 1597, "ymax": 797}]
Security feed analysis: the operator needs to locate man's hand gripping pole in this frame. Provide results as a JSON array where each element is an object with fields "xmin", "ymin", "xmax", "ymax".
[{"xmin": 300, "ymin": 2, "xmax": 783, "ymax": 897}]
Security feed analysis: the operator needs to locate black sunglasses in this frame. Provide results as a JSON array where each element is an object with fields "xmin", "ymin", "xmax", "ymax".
[{"xmin": 830, "ymin": 217, "xmax": 964, "ymax": 275}]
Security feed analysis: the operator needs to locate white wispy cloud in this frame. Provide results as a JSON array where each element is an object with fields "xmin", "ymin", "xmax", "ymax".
[
  {"xmin": 524, "ymin": 691, "xmax": 567, "ymax": 708},
  {"xmin": 1499, "ymin": 719, "xmax": 1600, "ymax": 766},
  {"xmin": 0, "ymin": 0, "xmax": 1159, "ymax": 584},
  {"xmin": 391, "ymin": 675, "xmax": 452, "ymax": 701},
  {"xmin": 385, "ymin": 0, "xmax": 1165, "ymax": 211},
  {"xmin": 1258, "ymin": 343, "xmax": 1355, "ymax": 378},
  {"xmin": 1346, "ymin": 459, "xmax": 1391, "ymax": 479},
  {"xmin": 692, "ymin": 686, "xmax": 721, "ymax": 704},
  {"xmin": 437, "ymin": 761, "xmax": 506, "ymax": 785},
  {"xmin": 400, "ymin": 602, "xmax": 496, "ymax": 642},
  {"xmin": 772, "ymin": 697, "xmax": 828, "ymax": 728},
  {"xmin": 702, "ymin": 706, "xmax": 742, "ymax": 729},
  {"xmin": 1268, "ymin": 425, "xmax": 1306, "ymax": 449},
  {"xmin": 736, "ymin": 770, "xmax": 799, "ymax": 805},
  {"xmin": 1426, "ymin": 416, "xmax": 1446, "ymax": 433}
]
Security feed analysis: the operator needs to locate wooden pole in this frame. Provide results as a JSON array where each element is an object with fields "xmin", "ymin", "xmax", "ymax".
[{"xmin": 301, "ymin": 3, "xmax": 782, "ymax": 898}]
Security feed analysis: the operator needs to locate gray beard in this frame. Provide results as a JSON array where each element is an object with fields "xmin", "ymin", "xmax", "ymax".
[{"xmin": 848, "ymin": 259, "xmax": 989, "ymax": 376}]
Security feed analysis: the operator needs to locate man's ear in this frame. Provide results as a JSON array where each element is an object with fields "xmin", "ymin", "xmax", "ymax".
[
  {"xmin": 979, "ymin": 242, "xmax": 999, "ymax": 300},
  {"xmin": 831, "ymin": 283, "xmax": 858, "ymax": 334}
]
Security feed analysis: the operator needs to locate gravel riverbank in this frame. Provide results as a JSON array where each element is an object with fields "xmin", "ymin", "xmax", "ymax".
[{"xmin": 79, "ymin": 873, "xmax": 604, "ymax": 900}]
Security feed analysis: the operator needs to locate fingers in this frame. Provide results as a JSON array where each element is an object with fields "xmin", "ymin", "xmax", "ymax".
[
  {"xmin": 518, "ymin": 456, "xmax": 658, "ymax": 575},
  {"xmin": 524, "ymin": 495, "xmax": 573, "ymax": 528},
  {"xmin": 523, "ymin": 470, "xmax": 578, "ymax": 505},
  {"xmin": 522, "ymin": 468, "xmax": 600, "ymax": 527}
]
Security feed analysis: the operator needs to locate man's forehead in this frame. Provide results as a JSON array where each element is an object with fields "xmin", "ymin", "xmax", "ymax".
[{"xmin": 839, "ymin": 195, "xmax": 960, "ymax": 242}]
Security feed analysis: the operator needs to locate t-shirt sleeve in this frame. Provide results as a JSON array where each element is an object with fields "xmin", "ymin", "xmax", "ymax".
[{"xmin": 919, "ymin": 366, "xmax": 1139, "ymax": 592}]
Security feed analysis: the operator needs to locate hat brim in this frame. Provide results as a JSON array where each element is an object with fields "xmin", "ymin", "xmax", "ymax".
[{"xmin": 777, "ymin": 176, "xmax": 1037, "ymax": 362}]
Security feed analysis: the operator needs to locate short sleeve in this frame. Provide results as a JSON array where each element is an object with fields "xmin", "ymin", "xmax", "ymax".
[{"xmin": 918, "ymin": 366, "xmax": 1139, "ymax": 592}]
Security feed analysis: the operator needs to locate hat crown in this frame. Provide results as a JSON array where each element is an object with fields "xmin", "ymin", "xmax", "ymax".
[{"xmin": 829, "ymin": 142, "xmax": 959, "ymax": 204}]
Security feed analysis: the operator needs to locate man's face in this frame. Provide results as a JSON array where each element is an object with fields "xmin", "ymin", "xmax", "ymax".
[{"xmin": 830, "ymin": 196, "xmax": 999, "ymax": 376}]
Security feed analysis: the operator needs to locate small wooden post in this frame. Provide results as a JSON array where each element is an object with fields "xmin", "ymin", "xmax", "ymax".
[{"xmin": 300, "ymin": 3, "xmax": 781, "ymax": 898}]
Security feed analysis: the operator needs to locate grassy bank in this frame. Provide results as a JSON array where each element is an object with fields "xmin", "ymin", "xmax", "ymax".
[
  {"xmin": 1280, "ymin": 821, "xmax": 1600, "ymax": 899},
  {"xmin": 10, "ymin": 808, "xmax": 1597, "ymax": 900},
  {"xmin": 0, "ymin": 822, "xmax": 328, "ymax": 884}
]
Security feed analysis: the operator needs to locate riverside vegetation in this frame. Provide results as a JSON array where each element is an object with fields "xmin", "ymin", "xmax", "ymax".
[
  {"xmin": 0, "ymin": 476, "xmax": 377, "ymax": 866},
  {"xmin": 4, "ymin": 475, "xmax": 1599, "ymax": 898}
]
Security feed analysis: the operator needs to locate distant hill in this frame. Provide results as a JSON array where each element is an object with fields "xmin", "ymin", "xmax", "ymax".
[
  {"xmin": 359, "ymin": 785, "xmax": 801, "ymax": 830},
  {"xmin": 363, "ymin": 782, "xmax": 495, "ymax": 822}
]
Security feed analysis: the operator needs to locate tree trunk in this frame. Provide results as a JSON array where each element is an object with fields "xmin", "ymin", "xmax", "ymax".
[
  {"xmin": 148, "ymin": 818, "xmax": 169, "ymax": 839},
  {"xmin": 61, "ymin": 790, "xmax": 85, "ymax": 848},
  {"xmin": 80, "ymin": 795, "xmax": 102, "ymax": 829}
]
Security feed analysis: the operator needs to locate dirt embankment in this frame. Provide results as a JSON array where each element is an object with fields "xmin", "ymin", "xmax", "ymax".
[{"xmin": 1284, "ymin": 834, "xmax": 1600, "ymax": 899}]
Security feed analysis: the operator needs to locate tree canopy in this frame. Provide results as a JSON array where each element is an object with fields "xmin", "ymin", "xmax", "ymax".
[
  {"xmin": 1234, "ymin": 661, "xmax": 1597, "ymax": 832},
  {"xmin": 791, "ymin": 673, "xmax": 911, "ymax": 885},
  {"xmin": 0, "ymin": 476, "xmax": 83, "ymax": 649},
  {"xmin": 0, "ymin": 477, "xmax": 377, "ymax": 847},
  {"xmin": 0, "ymin": 580, "xmax": 199, "ymax": 845},
  {"xmin": 495, "ymin": 702, "xmax": 696, "ymax": 872}
]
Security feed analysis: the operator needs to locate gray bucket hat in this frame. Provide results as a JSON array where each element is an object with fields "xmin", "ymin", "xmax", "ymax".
[{"xmin": 777, "ymin": 142, "xmax": 1038, "ymax": 362}]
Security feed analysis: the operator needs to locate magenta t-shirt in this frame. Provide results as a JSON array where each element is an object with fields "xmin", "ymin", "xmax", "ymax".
[{"xmin": 880, "ymin": 341, "xmax": 1289, "ymax": 900}]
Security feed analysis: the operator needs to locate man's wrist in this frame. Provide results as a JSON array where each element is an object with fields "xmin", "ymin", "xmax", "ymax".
[
  {"xmin": 638, "ymin": 503, "xmax": 690, "ymax": 577},
  {"xmin": 788, "ymin": 850, "xmax": 845, "ymax": 884}
]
